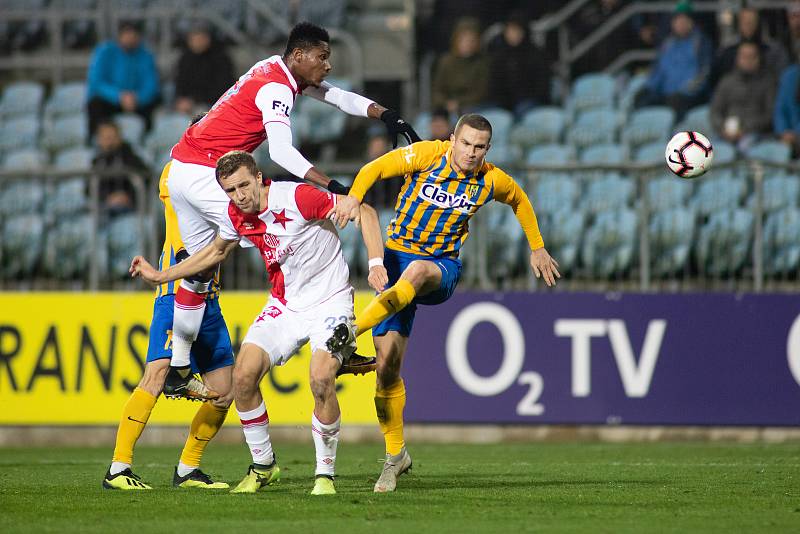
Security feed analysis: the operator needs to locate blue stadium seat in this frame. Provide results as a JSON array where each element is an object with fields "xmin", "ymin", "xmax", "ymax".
[
  {"xmin": 675, "ymin": 105, "xmax": 711, "ymax": 135},
  {"xmin": 763, "ymin": 207, "xmax": 800, "ymax": 276},
  {"xmin": 51, "ymin": 147, "xmax": 93, "ymax": 216},
  {"xmin": 649, "ymin": 207, "xmax": 696, "ymax": 276},
  {"xmin": 485, "ymin": 203, "xmax": 526, "ymax": 280},
  {"xmin": 294, "ymin": 78, "xmax": 351, "ymax": 144},
  {"xmin": 634, "ymin": 141, "xmax": 667, "ymax": 165},
  {"xmin": 486, "ymin": 142, "xmax": 522, "ymax": 167},
  {"xmin": 746, "ymin": 140, "xmax": 791, "ymax": 163},
  {"xmin": 480, "ymin": 107, "xmax": 514, "ymax": 145},
  {"xmin": 509, "ymin": 106, "xmax": 565, "ymax": 148},
  {"xmin": 2, "ymin": 214, "xmax": 44, "ymax": 278},
  {"xmin": 525, "ymin": 143, "xmax": 575, "ymax": 166},
  {"xmin": 582, "ymin": 174, "xmax": 634, "ymax": 215},
  {"xmin": 114, "ymin": 113, "xmax": 146, "ymax": 146},
  {"xmin": 539, "ymin": 207, "xmax": 585, "ymax": 273},
  {"xmin": 0, "ymin": 149, "xmax": 47, "ymax": 217},
  {"xmin": 0, "ymin": 115, "xmax": 40, "ymax": 153},
  {"xmin": 619, "ymin": 72, "xmax": 649, "ymax": 113},
  {"xmin": 568, "ymin": 73, "xmax": 616, "ymax": 115},
  {"xmin": 580, "ymin": 143, "xmax": 627, "ymax": 165},
  {"xmin": 624, "ymin": 106, "xmax": 675, "ymax": 149},
  {"xmin": 0, "ymin": 81, "xmax": 45, "ymax": 118},
  {"xmin": 145, "ymin": 112, "xmax": 191, "ymax": 154},
  {"xmin": 581, "ymin": 209, "xmax": 638, "ymax": 277},
  {"xmin": 756, "ymin": 175, "xmax": 800, "ymax": 214},
  {"xmin": 567, "ymin": 107, "xmax": 619, "ymax": 149},
  {"xmin": 106, "ymin": 213, "xmax": 143, "ymax": 278},
  {"xmin": 534, "ymin": 177, "xmax": 581, "ymax": 216},
  {"xmin": 44, "ymin": 82, "xmax": 87, "ymax": 120},
  {"xmin": 646, "ymin": 174, "xmax": 693, "ymax": 212},
  {"xmin": 3, "ymin": 148, "xmax": 47, "ymax": 171},
  {"xmin": 41, "ymin": 114, "xmax": 88, "ymax": 152},
  {"xmin": 696, "ymin": 208, "xmax": 753, "ymax": 275},
  {"xmin": 691, "ymin": 175, "xmax": 747, "ymax": 217},
  {"xmin": 42, "ymin": 215, "xmax": 92, "ymax": 279}
]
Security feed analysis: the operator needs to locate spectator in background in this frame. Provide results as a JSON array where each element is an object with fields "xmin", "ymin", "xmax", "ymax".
[
  {"xmin": 711, "ymin": 8, "xmax": 788, "ymax": 90},
  {"xmin": 429, "ymin": 108, "xmax": 452, "ymax": 141},
  {"xmin": 86, "ymin": 21, "xmax": 160, "ymax": 136},
  {"xmin": 365, "ymin": 125, "xmax": 391, "ymax": 161},
  {"xmin": 174, "ymin": 23, "xmax": 235, "ymax": 115},
  {"xmin": 636, "ymin": 1, "xmax": 712, "ymax": 119},
  {"xmin": 774, "ymin": 60, "xmax": 800, "ymax": 157},
  {"xmin": 92, "ymin": 121, "xmax": 150, "ymax": 217},
  {"xmin": 488, "ymin": 13, "xmax": 550, "ymax": 116},
  {"xmin": 431, "ymin": 18, "xmax": 490, "ymax": 115},
  {"xmin": 780, "ymin": 3, "xmax": 800, "ymax": 66},
  {"xmin": 710, "ymin": 42, "xmax": 776, "ymax": 152}
]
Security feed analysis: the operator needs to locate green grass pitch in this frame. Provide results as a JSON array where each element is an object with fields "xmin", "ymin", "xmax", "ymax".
[{"xmin": 1, "ymin": 441, "xmax": 798, "ymax": 533}]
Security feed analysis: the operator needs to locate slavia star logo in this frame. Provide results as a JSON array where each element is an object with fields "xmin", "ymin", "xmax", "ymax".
[{"xmin": 271, "ymin": 208, "xmax": 293, "ymax": 229}]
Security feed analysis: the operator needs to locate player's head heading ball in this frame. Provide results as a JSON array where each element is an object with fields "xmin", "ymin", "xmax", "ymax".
[
  {"xmin": 216, "ymin": 151, "xmax": 264, "ymax": 214},
  {"xmin": 284, "ymin": 22, "xmax": 331, "ymax": 87},
  {"xmin": 451, "ymin": 114, "xmax": 492, "ymax": 174}
]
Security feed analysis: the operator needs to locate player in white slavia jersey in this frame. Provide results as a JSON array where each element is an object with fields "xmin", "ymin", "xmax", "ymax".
[
  {"xmin": 163, "ymin": 22, "xmax": 417, "ymax": 400},
  {"xmin": 130, "ymin": 151, "xmax": 388, "ymax": 496}
]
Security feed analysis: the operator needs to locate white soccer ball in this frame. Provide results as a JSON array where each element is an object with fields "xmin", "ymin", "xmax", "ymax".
[{"xmin": 665, "ymin": 131, "xmax": 714, "ymax": 179}]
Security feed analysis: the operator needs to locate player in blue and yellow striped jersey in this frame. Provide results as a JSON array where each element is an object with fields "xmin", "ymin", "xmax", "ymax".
[
  {"xmin": 103, "ymin": 161, "xmax": 234, "ymax": 491},
  {"xmin": 327, "ymin": 113, "xmax": 560, "ymax": 492}
]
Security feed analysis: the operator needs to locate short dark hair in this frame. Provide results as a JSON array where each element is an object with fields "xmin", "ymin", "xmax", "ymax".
[
  {"xmin": 118, "ymin": 20, "xmax": 142, "ymax": 34},
  {"xmin": 454, "ymin": 114, "xmax": 492, "ymax": 139},
  {"xmin": 216, "ymin": 150, "xmax": 259, "ymax": 182},
  {"xmin": 284, "ymin": 22, "xmax": 330, "ymax": 56}
]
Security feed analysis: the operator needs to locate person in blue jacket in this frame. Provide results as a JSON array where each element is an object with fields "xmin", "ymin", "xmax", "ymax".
[
  {"xmin": 87, "ymin": 21, "xmax": 160, "ymax": 136},
  {"xmin": 774, "ymin": 62, "xmax": 800, "ymax": 156}
]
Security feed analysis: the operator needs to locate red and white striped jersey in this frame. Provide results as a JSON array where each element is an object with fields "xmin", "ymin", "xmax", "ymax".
[
  {"xmin": 219, "ymin": 181, "xmax": 350, "ymax": 311},
  {"xmin": 171, "ymin": 55, "xmax": 303, "ymax": 167}
]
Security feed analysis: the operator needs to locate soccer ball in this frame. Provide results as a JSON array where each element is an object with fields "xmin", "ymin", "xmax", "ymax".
[{"xmin": 665, "ymin": 131, "xmax": 713, "ymax": 179}]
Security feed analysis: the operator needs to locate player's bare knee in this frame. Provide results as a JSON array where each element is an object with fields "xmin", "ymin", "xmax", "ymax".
[
  {"xmin": 402, "ymin": 260, "xmax": 439, "ymax": 291},
  {"xmin": 232, "ymin": 363, "xmax": 260, "ymax": 399}
]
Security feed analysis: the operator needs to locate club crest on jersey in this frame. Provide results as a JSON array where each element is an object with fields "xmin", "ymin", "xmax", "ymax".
[
  {"xmin": 466, "ymin": 184, "xmax": 480, "ymax": 199},
  {"xmin": 420, "ymin": 183, "xmax": 475, "ymax": 213},
  {"xmin": 263, "ymin": 233, "xmax": 280, "ymax": 248},
  {"xmin": 272, "ymin": 100, "xmax": 290, "ymax": 117}
]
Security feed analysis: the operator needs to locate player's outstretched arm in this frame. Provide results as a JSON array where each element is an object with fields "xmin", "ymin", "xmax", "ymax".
[
  {"xmin": 130, "ymin": 236, "xmax": 238, "ymax": 285},
  {"xmin": 358, "ymin": 203, "xmax": 388, "ymax": 292}
]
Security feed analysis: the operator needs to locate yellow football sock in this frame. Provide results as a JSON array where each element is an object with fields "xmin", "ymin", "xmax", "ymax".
[
  {"xmin": 179, "ymin": 402, "xmax": 229, "ymax": 468},
  {"xmin": 112, "ymin": 387, "xmax": 157, "ymax": 465},
  {"xmin": 355, "ymin": 279, "xmax": 416, "ymax": 336},
  {"xmin": 374, "ymin": 379, "xmax": 406, "ymax": 456}
]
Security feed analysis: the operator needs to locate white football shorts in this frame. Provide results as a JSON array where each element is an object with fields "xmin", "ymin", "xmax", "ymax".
[
  {"xmin": 166, "ymin": 159, "xmax": 233, "ymax": 255},
  {"xmin": 242, "ymin": 288, "xmax": 356, "ymax": 367}
]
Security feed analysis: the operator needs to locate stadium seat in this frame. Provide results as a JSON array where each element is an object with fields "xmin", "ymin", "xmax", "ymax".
[
  {"xmin": 44, "ymin": 81, "xmax": 87, "ymax": 120},
  {"xmin": 582, "ymin": 174, "xmax": 634, "ymax": 215},
  {"xmin": 580, "ymin": 143, "xmax": 627, "ymax": 165},
  {"xmin": 566, "ymin": 107, "xmax": 619, "ymax": 149},
  {"xmin": 538, "ymin": 207, "xmax": 585, "ymax": 273},
  {"xmin": 581, "ymin": 209, "xmax": 638, "ymax": 277},
  {"xmin": 649, "ymin": 207, "xmax": 696, "ymax": 276},
  {"xmin": 413, "ymin": 111, "xmax": 432, "ymax": 141},
  {"xmin": 646, "ymin": 174, "xmax": 693, "ymax": 212},
  {"xmin": 763, "ymin": 207, "xmax": 800, "ymax": 276},
  {"xmin": 479, "ymin": 107, "xmax": 514, "ymax": 145},
  {"xmin": 293, "ymin": 78, "xmax": 351, "ymax": 144},
  {"xmin": 755, "ymin": 175, "xmax": 800, "ymax": 214},
  {"xmin": 0, "ymin": 149, "xmax": 47, "ymax": 217},
  {"xmin": 41, "ymin": 114, "xmax": 88, "ymax": 152},
  {"xmin": 114, "ymin": 113, "xmax": 146, "ymax": 146},
  {"xmin": 619, "ymin": 72, "xmax": 649, "ymax": 113},
  {"xmin": 634, "ymin": 141, "xmax": 667, "ymax": 165},
  {"xmin": 486, "ymin": 142, "xmax": 522, "ymax": 167},
  {"xmin": 106, "ymin": 213, "xmax": 143, "ymax": 278},
  {"xmin": 51, "ymin": 147, "xmax": 93, "ymax": 216},
  {"xmin": 509, "ymin": 106, "xmax": 565, "ymax": 148},
  {"xmin": 0, "ymin": 81, "xmax": 45, "ymax": 118},
  {"xmin": 746, "ymin": 140, "xmax": 791, "ymax": 163},
  {"xmin": 676, "ymin": 105, "xmax": 711, "ymax": 135},
  {"xmin": 534, "ymin": 177, "xmax": 581, "ymax": 216},
  {"xmin": 42, "ymin": 214, "xmax": 92, "ymax": 279},
  {"xmin": 567, "ymin": 72, "xmax": 616, "ymax": 115},
  {"xmin": 485, "ymin": 203, "xmax": 526, "ymax": 281},
  {"xmin": 691, "ymin": 175, "xmax": 747, "ymax": 217},
  {"xmin": 0, "ymin": 115, "xmax": 40, "ymax": 153},
  {"xmin": 337, "ymin": 221, "xmax": 365, "ymax": 277},
  {"xmin": 2, "ymin": 214, "xmax": 44, "ymax": 278},
  {"xmin": 145, "ymin": 112, "xmax": 191, "ymax": 154},
  {"xmin": 624, "ymin": 106, "xmax": 675, "ymax": 149},
  {"xmin": 2, "ymin": 148, "xmax": 47, "ymax": 171},
  {"xmin": 696, "ymin": 208, "xmax": 753, "ymax": 275},
  {"xmin": 525, "ymin": 143, "xmax": 575, "ymax": 166}
]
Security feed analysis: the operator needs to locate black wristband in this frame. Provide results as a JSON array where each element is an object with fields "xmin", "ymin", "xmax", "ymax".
[{"xmin": 327, "ymin": 179, "xmax": 350, "ymax": 195}]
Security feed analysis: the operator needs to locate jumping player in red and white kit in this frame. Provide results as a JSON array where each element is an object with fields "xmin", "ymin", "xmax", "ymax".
[
  {"xmin": 130, "ymin": 151, "xmax": 387, "ymax": 496},
  {"xmin": 163, "ymin": 22, "xmax": 418, "ymax": 399}
]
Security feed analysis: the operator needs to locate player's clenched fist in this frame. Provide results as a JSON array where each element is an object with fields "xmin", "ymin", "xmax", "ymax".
[
  {"xmin": 368, "ymin": 265, "xmax": 389, "ymax": 292},
  {"xmin": 129, "ymin": 255, "xmax": 161, "ymax": 284}
]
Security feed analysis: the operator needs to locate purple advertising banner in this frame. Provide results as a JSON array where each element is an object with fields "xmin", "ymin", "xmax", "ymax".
[{"xmin": 401, "ymin": 292, "xmax": 800, "ymax": 426}]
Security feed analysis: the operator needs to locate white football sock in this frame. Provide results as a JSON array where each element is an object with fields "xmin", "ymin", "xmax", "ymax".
[
  {"xmin": 172, "ymin": 281, "xmax": 207, "ymax": 368},
  {"xmin": 176, "ymin": 462, "xmax": 196, "ymax": 477},
  {"xmin": 109, "ymin": 461, "xmax": 130, "ymax": 475},
  {"xmin": 311, "ymin": 413, "xmax": 340, "ymax": 477},
  {"xmin": 238, "ymin": 402, "xmax": 274, "ymax": 466}
]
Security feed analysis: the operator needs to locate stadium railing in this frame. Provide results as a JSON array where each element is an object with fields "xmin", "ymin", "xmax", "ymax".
[{"xmin": 3, "ymin": 157, "xmax": 796, "ymax": 292}]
